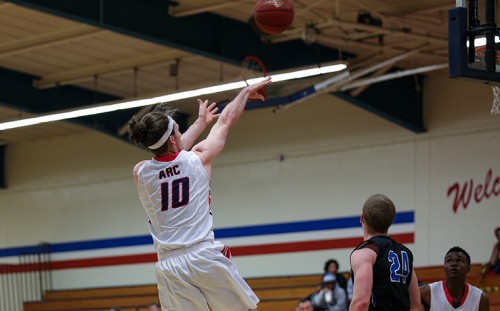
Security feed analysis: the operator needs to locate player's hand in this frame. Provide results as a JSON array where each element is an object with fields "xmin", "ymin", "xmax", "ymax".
[
  {"xmin": 197, "ymin": 99, "xmax": 220, "ymax": 125},
  {"xmin": 247, "ymin": 76, "xmax": 272, "ymax": 101}
]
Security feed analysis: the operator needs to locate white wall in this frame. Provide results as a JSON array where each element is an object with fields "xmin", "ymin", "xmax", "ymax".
[{"xmin": 1, "ymin": 71, "xmax": 499, "ymax": 289}]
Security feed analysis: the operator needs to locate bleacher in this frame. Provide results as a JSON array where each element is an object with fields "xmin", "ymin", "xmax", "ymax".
[
  {"xmin": 23, "ymin": 266, "xmax": 500, "ymax": 311},
  {"xmin": 24, "ymin": 274, "xmax": 321, "ymax": 311}
]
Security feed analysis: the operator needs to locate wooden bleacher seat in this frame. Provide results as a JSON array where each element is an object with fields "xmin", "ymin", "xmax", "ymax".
[
  {"xmin": 24, "ymin": 294, "xmax": 160, "ymax": 311},
  {"xmin": 246, "ymin": 274, "xmax": 321, "ymax": 289},
  {"xmin": 43, "ymin": 284, "xmax": 158, "ymax": 301}
]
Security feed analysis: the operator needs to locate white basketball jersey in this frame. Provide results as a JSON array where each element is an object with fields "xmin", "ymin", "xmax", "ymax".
[
  {"xmin": 136, "ymin": 150, "xmax": 214, "ymax": 253},
  {"xmin": 429, "ymin": 281, "xmax": 482, "ymax": 311}
]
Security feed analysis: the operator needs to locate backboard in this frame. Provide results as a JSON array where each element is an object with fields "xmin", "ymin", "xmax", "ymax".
[{"xmin": 448, "ymin": 0, "xmax": 500, "ymax": 85}]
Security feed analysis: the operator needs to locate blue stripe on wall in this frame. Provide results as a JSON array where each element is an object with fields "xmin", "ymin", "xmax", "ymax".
[
  {"xmin": 216, "ymin": 211, "xmax": 413, "ymax": 238},
  {"xmin": 0, "ymin": 211, "xmax": 413, "ymax": 257}
]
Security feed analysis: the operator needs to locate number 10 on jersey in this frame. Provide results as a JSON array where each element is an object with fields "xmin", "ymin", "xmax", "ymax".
[{"xmin": 160, "ymin": 177, "xmax": 190, "ymax": 211}]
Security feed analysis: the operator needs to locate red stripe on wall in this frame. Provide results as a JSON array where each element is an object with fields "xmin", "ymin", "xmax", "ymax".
[
  {"xmin": 231, "ymin": 233, "xmax": 414, "ymax": 256},
  {"xmin": 0, "ymin": 233, "xmax": 414, "ymax": 272},
  {"xmin": 0, "ymin": 254, "xmax": 158, "ymax": 273},
  {"xmin": 51, "ymin": 253, "xmax": 158, "ymax": 270},
  {"xmin": 0, "ymin": 263, "xmax": 43, "ymax": 273}
]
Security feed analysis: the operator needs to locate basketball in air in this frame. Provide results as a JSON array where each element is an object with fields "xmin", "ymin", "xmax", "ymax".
[{"xmin": 253, "ymin": 0, "xmax": 294, "ymax": 35}]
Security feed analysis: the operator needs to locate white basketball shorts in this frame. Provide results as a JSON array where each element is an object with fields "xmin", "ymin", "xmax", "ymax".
[{"xmin": 155, "ymin": 240, "xmax": 259, "ymax": 311}]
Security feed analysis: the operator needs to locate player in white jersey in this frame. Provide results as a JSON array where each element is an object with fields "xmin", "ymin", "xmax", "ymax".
[
  {"xmin": 419, "ymin": 246, "xmax": 489, "ymax": 311},
  {"xmin": 128, "ymin": 76, "xmax": 271, "ymax": 311}
]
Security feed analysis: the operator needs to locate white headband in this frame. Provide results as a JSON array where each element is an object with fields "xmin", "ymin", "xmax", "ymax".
[{"xmin": 148, "ymin": 116, "xmax": 174, "ymax": 150}]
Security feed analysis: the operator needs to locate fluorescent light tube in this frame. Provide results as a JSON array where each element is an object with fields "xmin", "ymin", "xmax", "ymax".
[{"xmin": 0, "ymin": 63, "xmax": 347, "ymax": 131}]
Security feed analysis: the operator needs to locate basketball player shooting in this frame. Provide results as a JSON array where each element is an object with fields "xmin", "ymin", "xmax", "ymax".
[{"xmin": 128, "ymin": 77, "xmax": 271, "ymax": 311}]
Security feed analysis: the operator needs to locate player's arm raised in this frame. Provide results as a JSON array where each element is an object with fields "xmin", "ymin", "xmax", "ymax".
[
  {"xmin": 349, "ymin": 248, "xmax": 376, "ymax": 311},
  {"xmin": 193, "ymin": 77, "xmax": 271, "ymax": 175},
  {"xmin": 181, "ymin": 99, "xmax": 219, "ymax": 150}
]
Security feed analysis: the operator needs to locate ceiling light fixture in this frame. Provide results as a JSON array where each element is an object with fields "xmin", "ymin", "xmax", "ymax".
[{"xmin": 0, "ymin": 62, "xmax": 347, "ymax": 131}]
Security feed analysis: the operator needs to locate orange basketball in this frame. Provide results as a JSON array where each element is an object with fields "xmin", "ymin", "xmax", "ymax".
[{"xmin": 254, "ymin": 0, "xmax": 294, "ymax": 35}]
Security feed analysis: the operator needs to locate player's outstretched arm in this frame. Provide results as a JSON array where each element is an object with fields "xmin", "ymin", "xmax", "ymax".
[
  {"xmin": 181, "ymin": 99, "xmax": 219, "ymax": 150},
  {"xmin": 349, "ymin": 248, "xmax": 376, "ymax": 311},
  {"xmin": 193, "ymin": 77, "xmax": 271, "ymax": 172}
]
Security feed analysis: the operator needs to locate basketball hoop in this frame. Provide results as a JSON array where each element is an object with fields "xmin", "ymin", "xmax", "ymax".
[
  {"xmin": 475, "ymin": 46, "xmax": 500, "ymax": 115},
  {"xmin": 240, "ymin": 56, "xmax": 267, "ymax": 100}
]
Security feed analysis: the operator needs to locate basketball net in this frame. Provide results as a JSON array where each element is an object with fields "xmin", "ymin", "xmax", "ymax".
[
  {"xmin": 492, "ymin": 86, "xmax": 500, "ymax": 115},
  {"xmin": 475, "ymin": 46, "xmax": 500, "ymax": 115}
]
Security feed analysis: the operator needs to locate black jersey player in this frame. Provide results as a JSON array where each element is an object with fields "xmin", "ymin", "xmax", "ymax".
[{"xmin": 349, "ymin": 194, "xmax": 421, "ymax": 311}]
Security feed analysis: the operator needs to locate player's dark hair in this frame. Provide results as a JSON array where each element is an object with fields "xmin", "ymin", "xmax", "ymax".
[
  {"xmin": 323, "ymin": 259, "xmax": 339, "ymax": 273},
  {"xmin": 128, "ymin": 104, "xmax": 177, "ymax": 156},
  {"xmin": 446, "ymin": 246, "xmax": 471, "ymax": 265},
  {"xmin": 362, "ymin": 194, "xmax": 396, "ymax": 234},
  {"xmin": 297, "ymin": 297, "xmax": 312, "ymax": 306}
]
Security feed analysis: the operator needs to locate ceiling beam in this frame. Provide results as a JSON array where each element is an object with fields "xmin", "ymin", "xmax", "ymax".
[
  {"xmin": 375, "ymin": 0, "xmax": 452, "ymax": 16},
  {"xmin": 315, "ymin": 35, "xmax": 448, "ymax": 62},
  {"xmin": 0, "ymin": 25, "xmax": 102, "ymax": 58},
  {"xmin": 330, "ymin": 19, "xmax": 447, "ymax": 45},
  {"xmin": 34, "ymin": 50, "xmax": 194, "ymax": 89},
  {"xmin": 349, "ymin": 0, "xmax": 404, "ymax": 28},
  {"xmin": 295, "ymin": 0, "xmax": 329, "ymax": 17},
  {"xmin": 267, "ymin": 17, "xmax": 447, "ymax": 50},
  {"xmin": 327, "ymin": 0, "xmax": 451, "ymax": 25},
  {"xmin": 169, "ymin": 0, "xmax": 243, "ymax": 17}
]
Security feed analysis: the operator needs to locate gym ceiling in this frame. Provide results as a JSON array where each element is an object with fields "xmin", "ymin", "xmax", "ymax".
[{"xmin": 0, "ymin": 0, "xmax": 452, "ymax": 145}]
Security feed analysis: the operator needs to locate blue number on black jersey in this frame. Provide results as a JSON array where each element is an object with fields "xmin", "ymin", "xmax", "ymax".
[{"xmin": 388, "ymin": 250, "xmax": 410, "ymax": 283}]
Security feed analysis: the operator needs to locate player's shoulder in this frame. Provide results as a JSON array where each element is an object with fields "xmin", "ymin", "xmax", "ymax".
[
  {"xmin": 355, "ymin": 238, "xmax": 375, "ymax": 249},
  {"xmin": 181, "ymin": 149, "xmax": 200, "ymax": 161},
  {"xmin": 351, "ymin": 245, "xmax": 377, "ymax": 263},
  {"xmin": 469, "ymin": 282, "xmax": 488, "ymax": 295},
  {"xmin": 132, "ymin": 160, "xmax": 149, "ymax": 184},
  {"xmin": 133, "ymin": 160, "xmax": 149, "ymax": 172},
  {"xmin": 423, "ymin": 280, "xmax": 441, "ymax": 290},
  {"xmin": 378, "ymin": 235, "xmax": 413, "ymax": 253}
]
